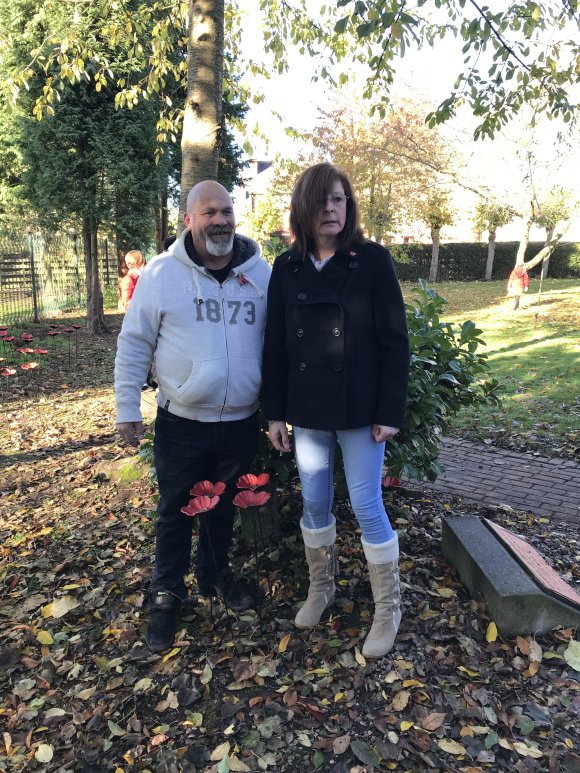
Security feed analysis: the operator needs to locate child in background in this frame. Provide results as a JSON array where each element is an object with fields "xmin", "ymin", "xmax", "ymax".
[
  {"xmin": 118, "ymin": 250, "xmax": 146, "ymax": 312},
  {"xmin": 507, "ymin": 264, "xmax": 529, "ymax": 310}
]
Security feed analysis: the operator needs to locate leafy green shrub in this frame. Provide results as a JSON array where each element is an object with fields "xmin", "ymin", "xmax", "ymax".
[{"xmin": 386, "ymin": 280, "xmax": 499, "ymax": 481}]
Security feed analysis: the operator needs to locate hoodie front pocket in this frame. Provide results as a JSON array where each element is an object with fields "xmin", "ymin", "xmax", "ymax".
[
  {"xmin": 174, "ymin": 359, "xmax": 227, "ymax": 407},
  {"xmin": 225, "ymin": 357, "xmax": 262, "ymax": 408}
]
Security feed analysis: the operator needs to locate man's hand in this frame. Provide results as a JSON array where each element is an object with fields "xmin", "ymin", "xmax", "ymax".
[
  {"xmin": 117, "ymin": 421, "xmax": 144, "ymax": 447},
  {"xmin": 268, "ymin": 420, "xmax": 292, "ymax": 453},
  {"xmin": 372, "ymin": 424, "xmax": 399, "ymax": 443}
]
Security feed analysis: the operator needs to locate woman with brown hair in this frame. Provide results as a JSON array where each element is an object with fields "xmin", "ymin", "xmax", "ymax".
[{"xmin": 263, "ymin": 162, "xmax": 409, "ymax": 658}]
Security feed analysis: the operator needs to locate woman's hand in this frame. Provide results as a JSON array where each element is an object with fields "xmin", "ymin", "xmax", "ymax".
[
  {"xmin": 268, "ymin": 420, "xmax": 292, "ymax": 453},
  {"xmin": 372, "ymin": 424, "xmax": 399, "ymax": 443}
]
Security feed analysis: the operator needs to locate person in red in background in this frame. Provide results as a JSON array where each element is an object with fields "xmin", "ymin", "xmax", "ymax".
[
  {"xmin": 118, "ymin": 250, "xmax": 146, "ymax": 312},
  {"xmin": 507, "ymin": 264, "xmax": 530, "ymax": 310}
]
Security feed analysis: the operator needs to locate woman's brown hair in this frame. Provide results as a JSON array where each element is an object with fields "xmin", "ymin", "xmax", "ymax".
[{"xmin": 289, "ymin": 162, "xmax": 364, "ymax": 257}]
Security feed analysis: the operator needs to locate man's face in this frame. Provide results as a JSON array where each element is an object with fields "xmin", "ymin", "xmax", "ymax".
[{"xmin": 184, "ymin": 189, "xmax": 236, "ymax": 260}]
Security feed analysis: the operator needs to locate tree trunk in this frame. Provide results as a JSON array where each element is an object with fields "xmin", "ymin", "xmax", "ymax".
[
  {"xmin": 429, "ymin": 228, "xmax": 440, "ymax": 282},
  {"xmin": 177, "ymin": 0, "xmax": 224, "ymax": 232},
  {"xmin": 83, "ymin": 216, "xmax": 107, "ymax": 334},
  {"xmin": 523, "ymin": 221, "xmax": 569, "ymax": 273},
  {"xmin": 516, "ymin": 207, "xmax": 535, "ymax": 265},
  {"xmin": 540, "ymin": 226, "xmax": 554, "ymax": 280},
  {"xmin": 485, "ymin": 228, "xmax": 496, "ymax": 280}
]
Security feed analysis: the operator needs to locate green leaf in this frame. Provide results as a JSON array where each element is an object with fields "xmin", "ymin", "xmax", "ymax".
[
  {"xmin": 312, "ymin": 750, "xmax": 325, "ymax": 769},
  {"xmin": 350, "ymin": 740, "xmax": 381, "ymax": 766}
]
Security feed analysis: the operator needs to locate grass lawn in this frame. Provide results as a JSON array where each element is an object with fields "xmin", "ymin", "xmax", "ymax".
[{"xmin": 401, "ymin": 277, "xmax": 580, "ymax": 458}]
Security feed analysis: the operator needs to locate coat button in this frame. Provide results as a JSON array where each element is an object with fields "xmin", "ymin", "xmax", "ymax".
[
  {"xmin": 333, "ymin": 328, "xmax": 340, "ymax": 336},
  {"xmin": 297, "ymin": 291, "xmax": 307, "ymax": 300},
  {"xmin": 349, "ymin": 260, "xmax": 358, "ymax": 269},
  {"xmin": 297, "ymin": 328, "xmax": 304, "ymax": 337},
  {"xmin": 333, "ymin": 363, "xmax": 343, "ymax": 371}
]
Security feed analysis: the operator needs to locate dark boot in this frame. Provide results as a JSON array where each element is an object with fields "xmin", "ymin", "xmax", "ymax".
[{"xmin": 146, "ymin": 591, "xmax": 182, "ymax": 652}]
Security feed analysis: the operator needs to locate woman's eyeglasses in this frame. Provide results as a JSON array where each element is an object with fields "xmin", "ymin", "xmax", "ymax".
[{"xmin": 320, "ymin": 195, "xmax": 349, "ymax": 208}]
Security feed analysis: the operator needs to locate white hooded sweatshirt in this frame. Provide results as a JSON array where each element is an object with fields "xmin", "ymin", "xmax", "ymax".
[{"xmin": 114, "ymin": 230, "xmax": 271, "ymax": 424}]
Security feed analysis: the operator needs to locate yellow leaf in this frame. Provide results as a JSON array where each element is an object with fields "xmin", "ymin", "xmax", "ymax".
[
  {"xmin": 486, "ymin": 622, "xmax": 498, "ymax": 642},
  {"xmin": 400, "ymin": 721, "xmax": 414, "ymax": 732},
  {"xmin": 278, "ymin": 634, "xmax": 291, "ymax": 653},
  {"xmin": 392, "ymin": 690, "xmax": 410, "ymax": 711},
  {"xmin": 565, "ymin": 738, "xmax": 574, "ymax": 749},
  {"xmin": 512, "ymin": 741, "xmax": 543, "ymax": 759},
  {"xmin": 402, "ymin": 679, "xmax": 425, "ymax": 688},
  {"xmin": 210, "ymin": 741, "xmax": 230, "ymax": 761},
  {"xmin": 354, "ymin": 648, "xmax": 366, "ymax": 667},
  {"xmin": 77, "ymin": 686, "xmax": 97, "ymax": 700},
  {"xmin": 458, "ymin": 666, "xmax": 479, "ymax": 677},
  {"xmin": 162, "ymin": 647, "xmax": 180, "ymax": 663},
  {"xmin": 438, "ymin": 738, "xmax": 466, "ymax": 755},
  {"xmin": 43, "ymin": 595, "xmax": 79, "ymax": 619},
  {"xmin": 36, "ymin": 630, "xmax": 54, "ymax": 645},
  {"xmin": 334, "ymin": 693, "xmax": 344, "ymax": 702},
  {"xmin": 437, "ymin": 587, "xmax": 456, "ymax": 598}
]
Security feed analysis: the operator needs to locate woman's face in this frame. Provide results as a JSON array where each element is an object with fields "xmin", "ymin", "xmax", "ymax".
[{"xmin": 312, "ymin": 180, "xmax": 347, "ymax": 247}]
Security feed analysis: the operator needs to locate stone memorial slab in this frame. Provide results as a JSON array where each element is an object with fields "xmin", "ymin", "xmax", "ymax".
[
  {"xmin": 485, "ymin": 519, "xmax": 580, "ymax": 608},
  {"xmin": 441, "ymin": 515, "xmax": 580, "ymax": 635}
]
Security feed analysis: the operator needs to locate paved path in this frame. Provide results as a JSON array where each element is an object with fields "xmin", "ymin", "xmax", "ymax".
[{"xmin": 410, "ymin": 438, "xmax": 580, "ymax": 528}]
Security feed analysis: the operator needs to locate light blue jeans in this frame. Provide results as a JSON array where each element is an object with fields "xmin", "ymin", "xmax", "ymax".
[{"xmin": 293, "ymin": 426, "xmax": 395, "ymax": 544}]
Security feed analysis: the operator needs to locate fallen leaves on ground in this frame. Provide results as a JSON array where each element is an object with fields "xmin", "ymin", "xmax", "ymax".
[{"xmin": 1, "ymin": 313, "xmax": 579, "ymax": 772}]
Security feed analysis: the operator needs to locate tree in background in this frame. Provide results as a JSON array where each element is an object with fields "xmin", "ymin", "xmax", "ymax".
[
  {"xmin": 534, "ymin": 189, "xmax": 572, "ymax": 279},
  {"xmin": 474, "ymin": 200, "xmax": 516, "ymax": 280},
  {"xmin": 287, "ymin": 101, "xmax": 452, "ymax": 243},
  {"xmin": 261, "ymin": 0, "xmax": 579, "ymax": 140},
  {"xmin": 242, "ymin": 187, "xmax": 287, "ymax": 262},
  {"xmin": 421, "ymin": 194, "xmax": 454, "ymax": 282}
]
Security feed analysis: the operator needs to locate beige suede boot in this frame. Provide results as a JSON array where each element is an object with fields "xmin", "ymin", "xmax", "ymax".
[
  {"xmin": 295, "ymin": 517, "xmax": 337, "ymax": 629},
  {"xmin": 361, "ymin": 535, "xmax": 401, "ymax": 658}
]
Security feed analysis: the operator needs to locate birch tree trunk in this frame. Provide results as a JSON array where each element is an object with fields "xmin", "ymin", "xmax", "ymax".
[
  {"xmin": 485, "ymin": 228, "xmax": 496, "ymax": 280},
  {"xmin": 177, "ymin": 0, "xmax": 224, "ymax": 232},
  {"xmin": 523, "ymin": 222, "xmax": 569, "ymax": 273},
  {"xmin": 540, "ymin": 226, "xmax": 555, "ymax": 280},
  {"xmin": 429, "ymin": 228, "xmax": 440, "ymax": 282}
]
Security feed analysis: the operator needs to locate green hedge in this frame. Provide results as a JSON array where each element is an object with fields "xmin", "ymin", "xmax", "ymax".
[{"xmin": 389, "ymin": 241, "xmax": 580, "ymax": 281}]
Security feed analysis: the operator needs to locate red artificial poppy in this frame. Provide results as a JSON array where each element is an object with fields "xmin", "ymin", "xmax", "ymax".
[
  {"xmin": 16, "ymin": 347, "xmax": 35, "ymax": 354},
  {"xmin": 239, "ymin": 273, "xmax": 247, "ymax": 285},
  {"xmin": 72, "ymin": 324, "xmax": 81, "ymax": 329},
  {"xmin": 236, "ymin": 473, "xmax": 270, "ymax": 490},
  {"xmin": 3, "ymin": 336, "xmax": 14, "ymax": 342},
  {"xmin": 49, "ymin": 324, "xmax": 59, "ymax": 328},
  {"xmin": 381, "ymin": 475, "xmax": 402, "ymax": 488},
  {"xmin": 21, "ymin": 362, "xmax": 39, "ymax": 370},
  {"xmin": 47, "ymin": 330, "xmax": 60, "ymax": 336},
  {"xmin": 1, "ymin": 367, "xmax": 16, "ymax": 376},
  {"xmin": 233, "ymin": 490, "xmax": 271, "ymax": 509},
  {"xmin": 33, "ymin": 348, "xmax": 48, "ymax": 354},
  {"xmin": 189, "ymin": 480, "xmax": 226, "ymax": 497},
  {"xmin": 180, "ymin": 495, "xmax": 220, "ymax": 516},
  {"xmin": 21, "ymin": 333, "xmax": 34, "ymax": 341},
  {"xmin": 63, "ymin": 327, "xmax": 75, "ymax": 333}
]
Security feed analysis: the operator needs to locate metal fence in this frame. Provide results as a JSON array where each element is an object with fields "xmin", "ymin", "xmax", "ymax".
[{"xmin": 0, "ymin": 233, "xmax": 117, "ymax": 324}]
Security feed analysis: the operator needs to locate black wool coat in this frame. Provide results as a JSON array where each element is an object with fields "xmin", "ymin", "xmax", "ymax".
[{"xmin": 262, "ymin": 240, "xmax": 409, "ymax": 431}]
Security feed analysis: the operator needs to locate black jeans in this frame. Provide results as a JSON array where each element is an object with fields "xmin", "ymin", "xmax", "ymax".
[{"xmin": 152, "ymin": 407, "xmax": 258, "ymax": 599}]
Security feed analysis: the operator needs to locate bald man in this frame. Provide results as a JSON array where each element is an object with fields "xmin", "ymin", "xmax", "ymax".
[{"xmin": 115, "ymin": 181, "xmax": 271, "ymax": 651}]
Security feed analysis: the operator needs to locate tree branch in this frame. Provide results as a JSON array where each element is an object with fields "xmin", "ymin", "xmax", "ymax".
[{"xmin": 466, "ymin": 0, "xmax": 531, "ymax": 71}]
